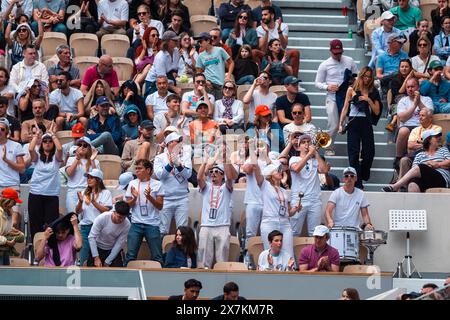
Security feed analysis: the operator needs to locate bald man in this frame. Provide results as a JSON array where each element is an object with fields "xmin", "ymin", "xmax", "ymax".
[{"xmin": 80, "ymin": 55, "xmax": 120, "ymax": 96}]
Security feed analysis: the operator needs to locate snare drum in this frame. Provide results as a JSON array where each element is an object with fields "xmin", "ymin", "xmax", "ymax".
[
  {"xmin": 359, "ymin": 230, "xmax": 387, "ymax": 245},
  {"xmin": 328, "ymin": 227, "xmax": 360, "ymax": 262}
]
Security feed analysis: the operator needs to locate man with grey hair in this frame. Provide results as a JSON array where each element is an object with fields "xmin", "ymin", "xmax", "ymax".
[{"xmin": 48, "ymin": 44, "xmax": 81, "ymax": 89}]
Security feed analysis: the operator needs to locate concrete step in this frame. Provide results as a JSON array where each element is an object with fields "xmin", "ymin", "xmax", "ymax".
[
  {"xmin": 289, "ymin": 36, "xmax": 356, "ymax": 47},
  {"xmin": 290, "ymin": 46, "xmax": 366, "ymax": 60},
  {"xmin": 309, "ymin": 113, "xmax": 392, "ymax": 132},
  {"xmin": 282, "ymin": 7, "xmax": 347, "ymax": 16},
  {"xmin": 288, "ymin": 22, "xmax": 353, "ymax": 33},
  {"xmin": 289, "ymin": 31, "xmax": 356, "ymax": 39},
  {"xmin": 326, "ymin": 155, "xmax": 395, "ymax": 169},
  {"xmin": 284, "ymin": 14, "xmax": 349, "ymax": 25},
  {"xmin": 332, "ymin": 141, "xmax": 395, "ymax": 157},
  {"xmin": 329, "ymin": 166, "xmax": 394, "ymax": 184},
  {"xmin": 274, "ymin": 0, "xmax": 348, "ymax": 9}
]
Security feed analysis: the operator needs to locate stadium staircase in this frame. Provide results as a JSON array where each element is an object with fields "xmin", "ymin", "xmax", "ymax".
[{"xmin": 274, "ymin": 0, "xmax": 395, "ymax": 191}]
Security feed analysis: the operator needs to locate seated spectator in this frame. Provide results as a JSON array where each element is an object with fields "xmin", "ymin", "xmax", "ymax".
[
  {"xmin": 420, "ymin": 60, "xmax": 450, "ymax": 114},
  {"xmin": 213, "ymin": 80, "xmax": 244, "ymax": 134},
  {"xmin": 233, "ymin": 45, "xmax": 259, "ymax": 85},
  {"xmin": 340, "ymin": 288, "xmax": 360, "ymax": 300},
  {"xmin": 129, "ymin": 0, "xmax": 160, "ymax": 24},
  {"xmin": 17, "ymin": 79, "xmax": 54, "ymax": 123},
  {"xmin": 189, "ymin": 102, "xmax": 220, "ymax": 147},
  {"xmin": 212, "ymin": 282, "xmax": 246, "ymax": 300},
  {"xmin": 122, "ymin": 105, "xmax": 143, "ymax": 142},
  {"xmin": 431, "ymin": 0, "xmax": 450, "ymax": 37},
  {"xmin": 168, "ymin": 279, "xmax": 202, "ymax": 300},
  {"xmin": 258, "ymin": 229, "xmax": 295, "ymax": 271},
  {"xmin": 165, "ymin": 9, "xmax": 189, "ymax": 36},
  {"xmin": 252, "ymin": 0, "xmax": 283, "ymax": 27},
  {"xmin": 10, "ymin": 45, "xmax": 48, "ymax": 91},
  {"xmin": 0, "ymin": 68, "xmax": 16, "ymax": 118},
  {"xmin": 50, "ymin": 72, "xmax": 87, "ymax": 131},
  {"xmin": 81, "ymin": 55, "xmax": 119, "ymax": 97},
  {"xmin": 159, "ymin": 0, "xmax": 190, "ymax": 31},
  {"xmin": 276, "ymin": 76, "xmax": 312, "ymax": 125},
  {"xmin": 154, "ymin": 94, "xmax": 188, "ymax": 143},
  {"xmin": 121, "ymin": 120, "xmax": 158, "ymax": 172},
  {"xmin": 395, "ymin": 78, "xmax": 434, "ymax": 167},
  {"xmin": 61, "ymin": 123, "xmax": 85, "ymax": 163},
  {"xmin": 88, "ymin": 200, "xmax": 131, "ymax": 267},
  {"xmin": 408, "ymin": 19, "xmax": 433, "ymax": 58},
  {"xmin": 96, "ymin": 0, "xmax": 128, "ymax": 40},
  {"xmin": 243, "ymin": 71, "xmax": 278, "ymax": 125},
  {"xmin": 4, "ymin": 17, "xmax": 43, "ymax": 66},
  {"xmin": 261, "ymin": 39, "xmax": 293, "ymax": 85},
  {"xmin": 283, "ymin": 103, "xmax": 317, "ymax": 145},
  {"xmin": 247, "ymin": 105, "xmax": 284, "ymax": 153},
  {"xmin": 181, "ymin": 73, "xmax": 215, "ymax": 119},
  {"xmin": 376, "ymin": 33, "xmax": 408, "ymax": 85},
  {"xmin": 144, "ymin": 31, "xmax": 181, "ymax": 96},
  {"xmin": 83, "ymin": 79, "xmax": 115, "ymax": 119},
  {"xmin": 145, "ymin": 75, "xmax": 171, "ymax": 120},
  {"xmin": 65, "ymin": 0, "xmax": 98, "ymax": 34},
  {"xmin": 218, "ymin": 0, "xmax": 251, "ymax": 42},
  {"xmin": 398, "ymin": 108, "xmax": 442, "ymax": 179},
  {"xmin": 390, "ymin": 0, "xmax": 422, "ymax": 31},
  {"xmin": 31, "ymin": 0, "xmax": 66, "ymax": 34},
  {"xmin": 383, "ymin": 130, "xmax": 450, "ymax": 192},
  {"xmin": 134, "ymin": 27, "xmax": 161, "ymax": 89},
  {"xmin": 1, "ymin": 0, "xmax": 33, "ymax": 21},
  {"xmin": 195, "ymin": 32, "xmax": 234, "ymax": 99},
  {"xmin": 433, "ymin": 16, "xmax": 450, "ymax": 64},
  {"xmin": 0, "ymin": 118, "xmax": 25, "ymax": 191},
  {"xmin": 35, "ymin": 213, "xmax": 82, "ymax": 267},
  {"xmin": 164, "ymin": 226, "xmax": 197, "ymax": 268},
  {"xmin": 368, "ymin": 10, "xmax": 400, "ymax": 69},
  {"xmin": 86, "ymin": 96, "xmax": 122, "ymax": 155},
  {"xmin": 48, "ymin": 45, "xmax": 81, "ymax": 90},
  {"xmin": 178, "ymin": 32, "xmax": 198, "ymax": 80},
  {"xmin": 412, "ymin": 37, "xmax": 440, "ymax": 80},
  {"xmin": 128, "ymin": 4, "xmax": 163, "ymax": 45},
  {"xmin": 20, "ymin": 99, "xmax": 54, "ymax": 143},
  {"xmin": 118, "ymin": 80, "xmax": 146, "ymax": 121},
  {"xmin": 319, "ymin": 157, "xmax": 340, "ymax": 191},
  {"xmin": 421, "ymin": 283, "xmax": 439, "ymax": 295},
  {"xmin": 226, "ymin": 11, "xmax": 258, "ymax": 59},
  {"xmin": 298, "ymin": 225, "xmax": 340, "ymax": 272},
  {"xmin": 0, "ymin": 97, "xmax": 19, "ymax": 142},
  {"xmin": 256, "ymin": 6, "xmax": 299, "ymax": 78}
]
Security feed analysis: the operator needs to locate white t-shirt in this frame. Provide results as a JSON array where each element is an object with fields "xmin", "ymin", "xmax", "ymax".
[
  {"xmin": 132, "ymin": 20, "xmax": 164, "ymax": 43},
  {"xmin": 145, "ymin": 92, "xmax": 169, "ymax": 117},
  {"xmin": 97, "ymin": 0, "xmax": 129, "ymax": 28},
  {"xmin": 125, "ymin": 178, "xmax": 164, "ymax": 226},
  {"xmin": 49, "ymin": 88, "xmax": 84, "ymax": 113},
  {"xmin": 289, "ymin": 156, "xmax": 321, "ymax": 204},
  {"xmin": 0, "ymin": 140, "xmax": 25, "ymax": 187},
  {"xmin": 412, "ymin": 55, "xmax": 440, "ymax": 73},
  {"xmin": 182, "ymin": 90, "xmax": 215, "ymax": 113},
  {"xmin": 396, "ymin": 95, "xmax": 434, "ymax": 127},
  {"xmin": 256, "ymin": 22, "xmax": 289, "ymax": 44},
  {"xmin": 283, "ymin": 122, "xmax": 317, "ymax": 145},
  {"xmin": 258, "ymin": 249, "xmax": 293, "ymax": 271},
  {"xmin": 244, "ymin": 159, "xmax": 267, "ymax": 205},
  {"xmin": 248, "ymin": 90, "xmax": 277, "ymax": 123},
  {"xmin": 199, "ymin": 182, "xmax": 232, "ymax": 227},
  {"xmin": 0, "ymin": 85, "xmax": 17, "ymax": 117},
  {"xmin": 260, "ymin": 180, "xmax": 289, "ymax": 222},
  {"xmin": 29, "ymin": 155, "xmax": 62, "ymax": 196},
  {"xmin": 328, "ymin": 187, "xmax": 369, "ymax": 228},
  {"xmin": 153, "ymin": 112, "xmax": 190, "ymax": 137},
  {"xmin": 79, "ymin": 189, "xmax": 113, "ymax": 226},
  {"xmin": 65, "ymin": 157, "xmax": 101, "ymax": 189}
]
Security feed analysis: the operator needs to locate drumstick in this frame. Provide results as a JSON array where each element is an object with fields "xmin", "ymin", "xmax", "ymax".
[{"xmin": 298, "ymin": 192, "xmax": 304, "ymax": 209}]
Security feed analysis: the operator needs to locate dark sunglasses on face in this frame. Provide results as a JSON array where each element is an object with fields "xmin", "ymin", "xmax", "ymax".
[
  {"xmin": 18, "ymin": 28, "xmax": 28, "ymax": 33},
  {"xmin": 211, "ymin": 35, "xmax": 218, "ymax": 39},
  {"xmin": 31, "ymin": 85, "xmax": 40, "ymax": 89},
  {"xmin": 0, "ymin": 127, "xmax": 6, "ymax": 132},
  {"xmin": 344, "ymin": 174, "xmax": 355, "ymax": 178},
  {"xmin": 77, "ymin": 143, "xmax": 89, "ymax": 148},
  {"xmin": 239, "ymin": 15, "xmax": 248, "ymax": 20},
  {"xmin": 138, "ymin": 12, "xmax": 148, "ymax": 15},
  {"xmin": 223, "ymin": 86, "xmax": 234, "ymax": 91},
  {"xmin": 209, "ymin": 169, "xmax": 223, "ymax": 175},
  {"xmin": 150, "ymin": 33, "xmax": 158, "ymax": 37},
  {"xmin": 42, "ymin": 139, "xmax": 53, "ymax": 143},
  {"xmin": 418, "ymin": 43, "xmax": 427, "ymax": 47},
  {"xmin": 292, "ymin": 112, "xmax": 303, "ymax": 115},
  {"xmin": 196, "ymin": 80, "xmax": 206, "ymax": 84}
]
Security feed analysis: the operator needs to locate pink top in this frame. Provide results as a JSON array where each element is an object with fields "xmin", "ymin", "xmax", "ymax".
[
  {"xmin": 81, "ymin": 65, "xmax": 119, "ymax": 89},
  {"xmin": 44, "ymin": 235, "xmax": 77, "ymax": 267},
  {"xmin": 298, "ymin": 244, "xmax": 340, "ymax": 271}
]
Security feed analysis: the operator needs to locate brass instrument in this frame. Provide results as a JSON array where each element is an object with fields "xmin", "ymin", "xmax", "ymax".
[{"xmin": 315, "ymin": 130, "xmax": 332, "ymax": 149}]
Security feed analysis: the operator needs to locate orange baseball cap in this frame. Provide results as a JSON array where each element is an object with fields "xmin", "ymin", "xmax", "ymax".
[
  {"xmin": 72, "ymin": 123, "xmax": 84, "ymax": 138},
  {"xmin": 1, "ymin": 188, "xmax": 22, "ymax": 204},
  {"xmin": 255, "ymin": 105, "xmax": 271, "ymax": 116}
]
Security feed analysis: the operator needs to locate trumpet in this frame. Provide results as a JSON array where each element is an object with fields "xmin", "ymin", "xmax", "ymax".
[{"xmin": 314, "ymin": 130, "xmax": 332, "ymax": 149}]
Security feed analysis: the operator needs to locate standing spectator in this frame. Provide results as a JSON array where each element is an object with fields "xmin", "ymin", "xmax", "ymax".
[
  {"xmin": 86, "ymin": 96, "xmax": 122, "ymax": 155},
  {"xmin": 168, "ymin": 279, "xmax": 202, "ymax": 300},
  {"xmin": 125, "ymin": 159, "xmax": 164, "ymax": 265},
  {"xmin": 339, "ymin": 67, "xmax": 381, "ymax": 189},
  {"xmin": 48, "ymin": 45, "xmax": 81, "ymax": 89},
  {"xmin": 1, "ymin": 0, "xmax": 33, "ymax": 20},
  {"xmin": 195, "ymin": 32, "xmax": 234, "ymax": 100},
  {"xmin": 96, "ymin": 0, "xmax": 128, "ymax": 40},
  {"xmin": 0, "ymin": 68, "xmax": 16, "ymax": 118},
  {"xmin": 166, "ymin": 9, "xmax": 189, "ymax": 36},
  {"xmin": 315, "ymin": 39, "xmax": 358, "ymax": 156},
  {"xmin": 434, "ymin": 16, "xmax": 450, "ymax": 64},
  {"xmin": 212, "ymin": 282, "xmax": 246, "ymax": 300},
  {"xmin": 28, "ymin": 130, "xmax": 63, "ymax": 240},
  {"xmin": 251, "ymin": 0, "xmax": 283, "ymax": 27},
  {"xmin": 9, "ymin": 45, "xmax": 48, "ymax": 90},
  {"xmin": 178, "ymin": 32, "xmax": 198, "ymax": 80},
  {"xmin": 217, "ymin": 0, "xmax": 251, "ymax": 42},
  {"xmin": 65, "ymin": 137, "xmax": 100, "ymax": 213},
  {"xmin": 340, "ymin": 288, "xmax": 361, "ymax": 300},
  {"xmin": 282, "ymin": 104, "xmax": 317, "ymax": 145},
  {"xmin": 246, "ymin": 105, "xmax": 284, "ymax": 153},
  {"xmin": 181, "ymin": 73, "xmax": 215, "ymax": 119},
  {"xmin": 431, "ymin": 0, "xmax": 450, "ymax": 37},
  {"xmin": 32, "ymin": 0, "xmax": 67, "ymax": 34},
  {"xmin": 208, "ymin": 28, "xmax": 233, "ymax": 58},
  {"xmin": 276, "ymin": 76, "xmax": 312, "ymax": 125},
  {"xmin": 128, "ymin": 4, "xmax": 163, "ymax": 45},
  {"xmin": 80, "ymin": 55, "xmax": 120, "ymax": 97},
  {"xmin": 50, "ymin": 72, "xmax": 87, "ymax": 131},
  {"xmin": 0, "ymin": 97, "xmax": 19, "ymax": 142},
  {"xmin": 20, "ymin": 99, "xmax": 53, "ymax": 144},
  {"xmin": 243, "ymin": 71, "xmax": 278, "ymax": 125},
  {"xmin": 0, "ymin": 118, "xmax": 25, "ymax": 192},
  {"xmin": 88, "ymin": 201, "xmax": 131, "ymax": 267},
  {"xmin": 408, "ymin": 19, "xmax": 433, "ymax": 58},
  {"xmin": 420, "ymin": 61, "xmax": 450, "ymax": 113},
  {"xmin": 390, "ymin": 0, "xmax": 422, "ymax": 31},
  {"xmin": 227, "ymin": 11, "xmax": 258, "ymax": 59},
  {"xmin": 154, "ymin": 132, "xmax": 192, "ymax": 237},
  {"xmin": 159, "ymin": 0, "xmax": 190, "ymax": 31},
  {"xmin": 213, "ymin": 80, "xmax": 244, "ymax": 134},
  {"xmin": 61, "ymin": 123, "xmax": 85, "ymax": 163},
  {"xmin": 258, "ymin": 230, "xmax": 295, "ymax": 271},
  {"xmin": 261, "ymin": 39, "xmax": 293, "ymax": 85},
  {"xmin": 145, "ymin": 75, "xmax": 172, "ymax": 120},
  {"xmin": 164, "ymin": 226, "xmax": 197, "ymax": 268},
  {"xmin": 134, "ymin": 27, "xmax": 161, "ymax": 89},
  {"xmin": 153, "ymin": 94, "xmax": 188, "ymax": 143}
]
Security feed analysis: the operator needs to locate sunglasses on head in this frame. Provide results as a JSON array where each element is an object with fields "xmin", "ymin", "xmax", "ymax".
[
  {"xmin": 209, "ymin": 169, "xmax": 223, "ymax": 174},
  {"xmin": 77, "ymin": 142, "xmax": 89, "ymax": 148},
  {"xmin": 344, "ymin": 174, "xmax": 355, "ymax": 178}
]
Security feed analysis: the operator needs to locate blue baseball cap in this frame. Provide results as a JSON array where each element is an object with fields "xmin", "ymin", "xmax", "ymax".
[{"xmin": 95, "ymin": 96, "xmax": 112, "ymax": 106}]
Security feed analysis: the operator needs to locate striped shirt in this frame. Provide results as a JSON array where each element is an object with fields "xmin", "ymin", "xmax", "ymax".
[{"xmin": 413, "ymin": 147, "xmax": 450, "ymax": 186}]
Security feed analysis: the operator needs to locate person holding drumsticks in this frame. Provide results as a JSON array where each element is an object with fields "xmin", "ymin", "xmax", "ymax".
[{"xmin": 325, "ymin": 167, "xmax": 374, "ymax": 230}]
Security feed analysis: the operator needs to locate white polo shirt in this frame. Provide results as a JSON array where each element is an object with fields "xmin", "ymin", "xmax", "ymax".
[{"xmin": 328, "ymin": 187, "xmax": 369, "ymax": 228}]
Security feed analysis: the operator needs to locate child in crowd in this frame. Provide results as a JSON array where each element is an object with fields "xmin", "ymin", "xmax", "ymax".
[{"xmin": 233, "ymin": 45, "xmax": 259, "ymax": 85}]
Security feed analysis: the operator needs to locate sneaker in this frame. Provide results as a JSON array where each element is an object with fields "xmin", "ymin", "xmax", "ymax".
[
  {"xmin": 382, "ymin": 186, "xmax": 394, "ymax": 192},
  {"xmin": 325, "ymin": 150, "xmax": 335, "ymax": 156}
]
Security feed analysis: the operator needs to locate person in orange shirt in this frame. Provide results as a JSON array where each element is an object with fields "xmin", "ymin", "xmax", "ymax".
[{"xmin": 189, "ymin": 102, "xmax": 220, "ymax": 145}]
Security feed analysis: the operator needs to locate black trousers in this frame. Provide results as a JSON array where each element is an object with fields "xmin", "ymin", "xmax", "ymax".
[
  {"xmin": 347, "ymin": 117, "xmax": 375, "ymax": 186},
  {"xmin": 410, "ymin": 164, "xmax": 447, "ymax": 192},
  {"xmin": 28, "ymin": 193, "xmax": 59, "ymax": 241},
  {"xmin": 87, "ymin": 247, "xmax": 124, "ymax": 267}
]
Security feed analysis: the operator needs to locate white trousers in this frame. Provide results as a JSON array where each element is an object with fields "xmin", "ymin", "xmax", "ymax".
[
  {"xmin": 245, "ymin": 203, "xmax": 263, "ymax": 238},
  {"xmin": 289, "ymin": 201, "xmax": 322, "ymax": 237},
  {"xmin": 159, "ymin": 196, "xmax": 189, "ymax": 235},
  {"xmin": 260, "ymin": 219, "xmax": 294, "ymax": 259},
  {"xmin": 326, "ymin": 98, "xmax": 339, "ymax": 148},
  {"xmin": 197, "ymin": 226, "xmax": 230, "ymax": 269}
]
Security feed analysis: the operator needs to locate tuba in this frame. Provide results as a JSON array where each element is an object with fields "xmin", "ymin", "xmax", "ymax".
[{"xmin": 315, "ymin": 129, "xmax": 332, "ymax": 149}]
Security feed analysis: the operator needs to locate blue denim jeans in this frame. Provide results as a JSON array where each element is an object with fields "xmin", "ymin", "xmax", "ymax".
[
  {"xmin": 79, "ymin": 224, "xmax": 93, "ymax": 266},
  {"xmin": 236, "ymin": 75, "xmax": 256, "ymax": 85},
  {"xmin": 91, "ymin": 132, "xmax": 119, "ymax": 155},
  {"xmin": 31, "ymin": 22, "xmax": 67, "ymax": 36},
  {"xmin": 125, "ymin": 223, "xmax": 163, "ymax": 265}
]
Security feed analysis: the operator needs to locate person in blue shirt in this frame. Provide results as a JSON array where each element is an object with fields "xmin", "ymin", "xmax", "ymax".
[
  {"xmin": 164, "ymin": 226, "xmax": 197, "ymax": 268},
  {"xmin": 420, "ymin": 60, "xmax": 450, "ymax": 114},
  {"xmin": 121, "ymin": 104, "xmax": 143, "ymax": 141},
  {"xmin": 433, "ymin": 16, "xmax": 450, "ymax": 64},
  {"xmin": 376, "ymin": 33, "xmax": 409, "ymax": 79}
]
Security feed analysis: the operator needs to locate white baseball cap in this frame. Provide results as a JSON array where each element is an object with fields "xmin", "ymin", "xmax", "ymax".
[
  {"xmin": 313, "ymin": 225, "xmax": 330, "ymax": 237},
  {"xmin": 343, "ymin": 166, "xmax": 357, "ymax": 176},
  {"xmin": 261, "ymin": 160, "xmax": 282, "ymax": 177},
  {"xmin": 84, "ymin": 168, "xmax": 104, "ymax": 180},
  {"xmin": 380, "ymin": 11, "xmax": 395, "ymax": 21},
  {"xmin": 117, "ymin": 172, "xmax": 134, "ymax": 190},
  {"xmin": 164, "ymin": 132, "xmax": 183, "ymax": 144},
  {"xmin": 421, "ymin": 129, "xmax": 441, "ymax": 141}
]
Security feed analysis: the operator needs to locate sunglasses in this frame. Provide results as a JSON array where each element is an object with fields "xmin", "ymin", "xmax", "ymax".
[
  {"xmin": 223, "ymin": 86, "xmax": 234, "ymax": 91},
  {"xmin": 418, "ymin": 43, "xmax": 428, "ymax": 47},
  {"xmin": 138, "ymin": 12, "xmax": 148, "ymax": 15},
  {"xmin": 209, "ymin": 169, "xmax": 223, "ymax": 175},
  {"xmin": 18, "ymin": 28, "xmax": 28, "ymax": 33},
  {"xmin": 150, "ymin": 33, "xmax": 158, "ymax": 37},
  {"xmin": 77, "ymin": 143, "xmax": 89, "ymax": 148},
  {"xmin": 211, "ymin": 35, "xmax": 218, "ymax": 39},
  {"xmin": 31, "ymin": 85, "xmax": 41, "ymax": 89},
  {"xmin": 292, "ymin": 111, "xmax": 303, "ymax": 115},
  {"xmin": 344, "ymin": 174, "xmax": 355, "ymax": 178},
  {"xmin": 195, "ymin": 80, "xmax": 206, "ymax": 84},
  {"xmin": 42, "ymin": 139, "xmax": 53, "ymax": 143},
  {"xmin": 0, "ymin": 127, "xmax": 6, "ymax": 132},
  {"xmin": 239, "ymin": 16, "xmax": 248, "ymax": 20}
]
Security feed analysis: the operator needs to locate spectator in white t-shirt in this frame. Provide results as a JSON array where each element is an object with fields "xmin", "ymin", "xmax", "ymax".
[
  {"xmin": 75, "ymin": 168, "xmax": 113, "ymax": 266},
  {"xmin": 128, "ymin": 4, "xmax": 164, "ymax": 44},
  {"xmin": 283, "ymin": 103, "xmax": 317, "ymax": 146},
  {"xmin": 258, "ymin": 230, "xmax": 295, "ymax": 271},
  {"xmin": 145, "ymin": 75, "xmax": 171, "ymax": 120},
  {"xmin": 181, "ymin": 73, "xmax": 215, "ymax": 119},
  {"xmin": 0, "ymin": 118, "xmax": 25, "ymax": 190},
  {"xmin": 325, "ymin": 167, "xmax": 374, "ymax": 230},
  {"xmin": 96, "ymin": 0, "xmax": 129, "ymax": 40},
  {"xmin": 153, "ymin": 94, "xmax": 189, "ymax": 143}
]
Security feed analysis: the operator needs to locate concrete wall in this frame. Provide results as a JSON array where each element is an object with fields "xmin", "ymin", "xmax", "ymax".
[{"xmin": 18, "ymin": 186, "xmax": 450, "ymax": 273}]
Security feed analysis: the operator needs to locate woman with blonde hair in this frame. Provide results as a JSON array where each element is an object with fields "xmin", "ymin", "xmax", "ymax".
[
  {"xmin": 83, "ymin": 80, "xmax": 115, "ymax": 118},
  {"xmin": 411, "ymin": 36, "xmax": 440, "ymax": 79}
]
